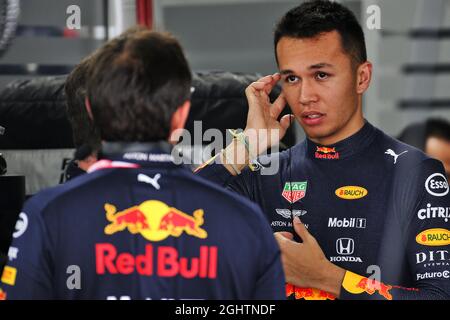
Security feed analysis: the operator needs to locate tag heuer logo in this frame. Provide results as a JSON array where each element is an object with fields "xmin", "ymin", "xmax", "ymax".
[{"xmin": 282, "ymin": 182, "xmax": 307, "ymax": 204}]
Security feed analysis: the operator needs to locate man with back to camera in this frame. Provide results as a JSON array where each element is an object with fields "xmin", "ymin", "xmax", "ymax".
[
  {"xmin": 63, "ymin": 50, "xmax": 101, "ymax": 180},
  {"xmin": 63, "ymin": 27, "xmax": 149, "ymax": 181},
  {"xmin": 197, "ymin": 0, "xmax": 450, "ymax": 299},
  {"xmin": 0, "ymin": 28, "xmax": 285, "ymax": 299}
]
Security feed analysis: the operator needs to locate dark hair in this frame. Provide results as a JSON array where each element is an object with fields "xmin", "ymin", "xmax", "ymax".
[
  {"xmin": 274, "ymin": 0, "xmax": 367, "ymax": 66},
  {"xmin": 426, "ymin": 118, "xmax": 450, "ymax": 142},
  {"xmin": 65, "ymin": 54, "xmax": 102, "ymax": 153},
  {"xmin": 398, "ymin": 118, "xmax": 450, "ymax": 151},
  {"xmin": 65, "ymin": 26, "xmax": 149, "ymax": 152},
  {"xmin": 87, "ymin": 29, "xmax": 192, "ymax": 142}
]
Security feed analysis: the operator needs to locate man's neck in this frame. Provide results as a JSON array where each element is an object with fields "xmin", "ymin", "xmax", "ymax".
[
  {"xmin": 309, "ymin": 121, "xmax": 365, "ymax": 146},
  {"xmin": 309, "ymin": 117, "xmax": 365, "ymax": 146}
]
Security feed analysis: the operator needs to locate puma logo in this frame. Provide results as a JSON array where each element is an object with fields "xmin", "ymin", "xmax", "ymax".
[
  {"xmin": 137, "ymin": 173, "xmax": 161, "ymax": 190},
  {"xmin": 385, "ymin": 149, "xmax": 408, "ymax": 164}
]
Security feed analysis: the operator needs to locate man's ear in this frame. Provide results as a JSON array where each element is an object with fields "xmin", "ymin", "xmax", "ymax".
[
  {"xmin": 356, "ymin": 61, "xmax": 372, "ymax": 94},
  {"xmin": 77, "ymin": 154, "xmax": 98, "ymax": 172},
  {"xmin": 85, "ymin": 96, "xmax": 94, "ymax": 120},
  {"xmin": 169, "ymin": 100, "xmax": 191, "ymax": 143}
]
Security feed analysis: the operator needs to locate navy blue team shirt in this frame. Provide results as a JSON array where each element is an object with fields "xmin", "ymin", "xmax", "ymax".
[
  {"xmin": 0, "ymin": 142, "xmax": 285, "ymax": 300},
  {"xmin": 198, "ymin": 121, "xmax": 450, "ymax": 300}
]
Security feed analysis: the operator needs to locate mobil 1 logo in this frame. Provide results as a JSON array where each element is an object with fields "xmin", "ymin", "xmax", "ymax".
[{"xmin": 328, "ymin": 217, "xmax": 366, "ymax": 229}]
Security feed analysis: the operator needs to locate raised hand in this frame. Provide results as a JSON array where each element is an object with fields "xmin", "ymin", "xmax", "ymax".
[{"xmin": 244, "ymin": 73, "xmax": 294, "ymax": 156}]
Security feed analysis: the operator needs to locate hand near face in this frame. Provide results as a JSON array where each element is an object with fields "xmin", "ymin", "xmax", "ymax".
[{"xmin": 244, "ymin": 73, "xmax": 294, "ymax": 156}]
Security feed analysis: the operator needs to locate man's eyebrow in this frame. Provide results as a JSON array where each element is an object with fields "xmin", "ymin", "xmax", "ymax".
[
  {"xmin": 280, "ymin": 63, "xmax": 334, "ymax": 75},
  {"xmin": 279, "ymin": 69, "xmax": 294, "ymax": 75},
  {"xmin": 308, "ymin": 63, "xmax": 333, "ymax": 70}
]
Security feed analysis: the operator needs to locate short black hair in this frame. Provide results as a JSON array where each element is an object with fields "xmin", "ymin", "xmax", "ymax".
[
  {"xmin": 274, "ymin": 0, "xmax": 367, "ymax": 66},
  {"xmin": 87, "ymin": 29, "xmax": 192, "ymax": 142},
  {"xmin": 426, "ymin": 118, "xmax": 450, "ymax": 142},
  {"xmin": 65, "ymin": 54, "xmax": 101, "ymax": 153},
  {"xmin": 398, "ymin": 118, "xmax": 450, "ymax": 151}
]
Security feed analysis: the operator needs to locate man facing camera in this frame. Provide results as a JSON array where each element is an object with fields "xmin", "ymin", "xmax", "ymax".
[{"xmin": 197, "ymin": 0, "xmax": 450, "ymax": 300}]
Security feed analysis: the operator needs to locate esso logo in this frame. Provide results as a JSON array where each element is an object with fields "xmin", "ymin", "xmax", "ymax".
[{"xmin": 425, "ymin": 173, "xmax": 449, "ymax": 197}]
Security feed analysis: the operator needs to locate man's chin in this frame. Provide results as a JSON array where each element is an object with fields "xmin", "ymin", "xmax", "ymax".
[
  {"xmin": 303, "ymin": 129, "xmax": 337, "ymax": 145},
  {"xmin": 303, "ymin": 129, "xmax": 328, "ymax": 141}
]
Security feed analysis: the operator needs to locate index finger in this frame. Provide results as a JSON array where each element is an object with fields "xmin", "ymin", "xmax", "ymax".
[{"xmin": 262, "ymin": 73, "xmax": 281, "ymax": 95}]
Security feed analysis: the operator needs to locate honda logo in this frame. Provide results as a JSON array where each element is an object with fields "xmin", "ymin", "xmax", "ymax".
[{"xmin": 336, "ymin": 238, "xmax": 354, "ymax": 255}]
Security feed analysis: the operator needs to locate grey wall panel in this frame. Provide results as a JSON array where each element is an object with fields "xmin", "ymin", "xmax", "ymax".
[
  {"xmin": 379, "ymin": 75, "xmax": 450, "ymax": 101},
  {"xmin": 377, "ymin": 0, "xmax": 418, "ymax": 31},
  {"xmin": 19, "ymin": 0, "xmax": 105, "ymax": 26},
  {"xmin": 164, "ymin": 1, "xmax": 302, "ymax": 75},
  {"xmin": 1, "ymin": 38, "xmax": 103, "ymax": 64},
  {"xmin": 0, "ymin": 0, "xmax": 107, "ymax": 89}
]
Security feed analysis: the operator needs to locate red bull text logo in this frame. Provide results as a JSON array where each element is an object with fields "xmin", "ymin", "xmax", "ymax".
[
  {"xmin": 315, "ymin": 146, "xmax": 339, "ymax": 160},
  {"xmin": 98, "ymin": 200, "xmax": 216, "ymax": 279},
  {"xmin": 96, "ymin": 244, "xmax": 217, "ymax": 279}
]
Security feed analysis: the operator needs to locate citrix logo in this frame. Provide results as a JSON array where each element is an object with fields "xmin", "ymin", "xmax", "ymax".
[{"xmin": 417, "ymin": 204, "xmax": 450, "ymax": 222}]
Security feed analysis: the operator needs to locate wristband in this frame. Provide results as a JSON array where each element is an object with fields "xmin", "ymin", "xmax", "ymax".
[
  {"xmin": 228, "ymin": 129, "xmax": 257, "ymax": 171},
  {"xmin": 221, "ymin": 148, "xmax": 241, "ymax": 175}
]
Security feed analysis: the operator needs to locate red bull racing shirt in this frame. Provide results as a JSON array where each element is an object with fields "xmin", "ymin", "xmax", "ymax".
[
  {"xmin": 197, "ymin": 121, "xmax": 450, "ymax": 300},
  {"xmin": 0, "ymin": 142, "xmax": 285, "ymax": 300}
]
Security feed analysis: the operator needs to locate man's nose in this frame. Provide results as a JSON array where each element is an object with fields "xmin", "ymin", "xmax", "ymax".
[{"xmin": 299, "ymin": 80, "xmax": 318, "ymax": 105}]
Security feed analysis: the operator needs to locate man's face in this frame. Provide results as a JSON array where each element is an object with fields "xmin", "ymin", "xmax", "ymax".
[
  {"xmin": 426, "ymin": 136, "xmax": 450, "ymax": 180},
  {"xmin": 276, "ymin": 31, "xmax": 369, "ymax": 145}
]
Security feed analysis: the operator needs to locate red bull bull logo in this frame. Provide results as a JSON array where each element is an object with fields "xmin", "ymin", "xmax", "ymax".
[
  {"xmin": 285, "ymin": 284, "xmax": 335, "ymax": 300},
  {"xmin": 286, "ymin": 283, "xmax": 295, "ymax": 297},
  {"xmin": 159, "ymin": 208, "xmax": 207, "ymax": 239},
  {"xmin": 342, "ymin": 271, "xmax": 393, "ymax": 300},
  {"xmin": 105, "ymin": 205, "xmax": 150, "ymax": 235},
  {"xmin": 99, "ymin": 200, "xmax": 215, "ymax": 279},
  {"xmin": 316, "ymin": 146, "xmax": 336, "ymax": 154},
  {"xmin": 315, "ymin": 146, "xmax": 340, "ymax": 160},
  {"xmin": 0, "ymin": 289, "xmax": 6, "ymax": 300},
  {"xmin": 356, "ymin": 278, "xmax": 393, "ymax": 300},
  {"xmin": 104, "ymin": 200, "xmax": 207, "ymax": 241}
]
